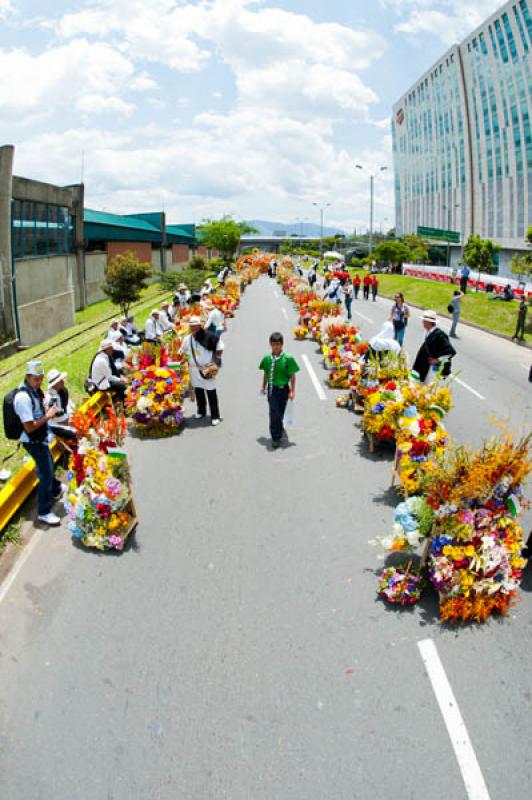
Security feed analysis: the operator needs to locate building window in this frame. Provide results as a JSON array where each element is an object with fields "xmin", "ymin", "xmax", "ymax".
[
  {"xmin": 502, "ymin": 12, "xmax": 519, "ymax": 60},
  {"xmin": 12, "ymin": 200, "xmax": 73, "ymax": 259},
  {"xmin": 519, "ymin": 0, "xmax": 532, "ymax": 42},
  {"xmin": 514, "ymin": 5, "xmax": 529, "ymax": 50}
]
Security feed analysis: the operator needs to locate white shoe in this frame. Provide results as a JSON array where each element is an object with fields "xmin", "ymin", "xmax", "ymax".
[
  {"xmin": 211, "ymin": 418, "xmax": 221, "ymax": 426},
  {"xmin": 193, "ymin": 413, "xmax": 205, "ymax": 420},
  {"xmin": 38, "ymin": 512, "xmax": 61, "ymax": 526}
]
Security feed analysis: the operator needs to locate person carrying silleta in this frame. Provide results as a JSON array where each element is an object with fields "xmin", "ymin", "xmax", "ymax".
[{"xmin": 259, "ymin": 332, "xmax": 300, "ymax": 450}]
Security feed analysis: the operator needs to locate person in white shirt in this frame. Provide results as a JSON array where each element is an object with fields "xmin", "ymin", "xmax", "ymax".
[
  {"xmin": 200, "ymin": 278, "xmax": 213, "ymax": 297},
  {"xmin": 44, "ymin": 368, "xmax": 77, "ymax": 445},
  {"xmin": 107, "ymin": 319, "xmax": 121, "ymax": 342},
  {"xmin": 120, "ymin": 315, "xmax": 141, "ymax": 345},
  {"xmin": 174, "ymin": 284, "xmax": 191, "ymax": 308},
  {"xmin": 89, "ymin": 339, "xmax": 127, "ymax": 399},
  {"xmin": 145, "ymin": 310, "xmax": 163, "ymax": 343},
  {"xmin": 13, "ymin": 360, "xmax": 62, "ymax": 526},
  {"xmin": 181, "ymin": 316, "xmax": 224, "ymax": 426},
  {"xmin": 159, "ymin": 302, "xmax": 174, "ymax": 333},
  {"xmin": 204, "ymin": 302, "xmax": 225, "ymax": 336}
]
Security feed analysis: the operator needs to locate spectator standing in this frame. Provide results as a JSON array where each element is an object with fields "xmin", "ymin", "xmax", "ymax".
[
  {"xmin": 353, "ymin": 273, "xmax": 361, "ymax": 300},
  {"xmin": 259, "ymin": 332, "xmax": 300, "ymax": 450},
  {"xmin": 459, "ymin": 265, "xmax": 470, "ymax": 293},
  {"xmin": 13, "ymin": 361, "xmax": 63, "ymax": 526},
  {"xmin": 371, "ymin": 275, "xmax": 379, "ymax": 302},
  {"xmin": 449, "ymin": 290, "xmax": 464, "ymax": 338},
  {"xmin": 363, "ymin": 272, "xmax": 371, "ymax": 300},
  {"xmin": 343, "ymin": 281, "xmax": 353, "ymax": 320},
  {"xmin": 412, "ymin": 310, "xmax": 456, "ymax": 381},
  {"xmin": 205, "ymin": 302, "xmax": 225, "ymax": 336},
  {"xmin": 388, "ymin": 293, "xmax": 410, "ymax": 346},
  {"xmin": 181, "ymin": 316, "xmax": 224, "ymax": 426},
  {"xmin": 512, "ymin": 298, "xmax": 528, "ymax": 341}
]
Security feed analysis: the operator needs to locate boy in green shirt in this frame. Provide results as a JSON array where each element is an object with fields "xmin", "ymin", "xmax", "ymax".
[{"xmin": 259, "ymin": 332, "xmax": 300, "ymax": 449}]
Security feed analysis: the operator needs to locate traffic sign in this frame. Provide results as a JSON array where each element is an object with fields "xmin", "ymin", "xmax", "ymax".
[{"xmin": 417, "ymin": 226, "xmax": 460, "ymax": 243}]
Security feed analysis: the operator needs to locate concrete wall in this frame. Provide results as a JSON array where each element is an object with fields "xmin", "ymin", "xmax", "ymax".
[
  {"xmin": 81, "ymin": 251, "xmax": 108, "ymax": 307},
  {"xmin": 15, "ymin": 254, "xmax": 75, "ymax": 346},
  {"xmin": 106, "ymin": 240, "xmax": 152, "ymax": 264}
]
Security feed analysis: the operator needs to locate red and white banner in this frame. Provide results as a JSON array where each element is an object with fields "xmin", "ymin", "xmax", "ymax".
[{"xmin": 402, "ymin": 263, "xmax": 532, "ymax": 297}]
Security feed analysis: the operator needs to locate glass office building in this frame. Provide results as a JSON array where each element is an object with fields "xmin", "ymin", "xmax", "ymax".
[{"xmin": 392, "ymin": 0, "xmax": 532, "ymax": 271}]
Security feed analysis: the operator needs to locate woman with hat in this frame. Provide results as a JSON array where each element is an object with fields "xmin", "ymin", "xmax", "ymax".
[
  {"xmin": 412, "ymin": 310, "xmax": 456, "ymax": 381},
  {"xmin": 45, "ymin": 369, "xmax": 77, "ymax": 446},
  {"xmin": 174, "ymin": 284, "xmax": 191, "ymax": 309},
  {"xmin": 181, "ymin": 317, "xmax": 224, "ymax": 426}
]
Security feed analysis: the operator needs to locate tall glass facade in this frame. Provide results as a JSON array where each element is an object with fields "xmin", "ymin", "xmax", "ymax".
[{"xmin": 393, "ymin": 0, "xmax": 532, "ymax": 256}]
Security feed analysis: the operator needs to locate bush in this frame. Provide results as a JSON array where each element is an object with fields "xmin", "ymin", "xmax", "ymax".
[
  {"xmin": 208, "ymin": 257, "xmax": 226, "ymax": 270},
  {"xmin": 189, "ymin": 254, "xmax": 207, "ymax": 270},
  {"xmin": 101, "ymin": 250, "xmax": 152, "ymax": 317}
]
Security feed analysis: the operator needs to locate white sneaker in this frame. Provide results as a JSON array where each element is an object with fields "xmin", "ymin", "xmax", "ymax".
[
  {"xmin": 38, "ymin": 512, "xmax": 61, "ymax": 526},
  {"xmin": 211, "ymin": 418, "xmax": 221, "ymax": 426},
  {"xmin": 193, "ymin": 413, "xmax": 205, "ymax": 420}
]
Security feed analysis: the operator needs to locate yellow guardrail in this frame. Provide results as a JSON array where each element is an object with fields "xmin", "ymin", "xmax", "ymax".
[{"xmin": 0, "ymin": 391, "xmax": 109, "ymax": 532}]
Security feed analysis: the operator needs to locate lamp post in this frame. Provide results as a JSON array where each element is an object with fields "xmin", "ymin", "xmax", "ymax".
[
  {"xmin": 379, "ymin": 217, "xmax": 388, "ymax": 236},
  {"xmin": 442, "ymin": 202, "xmax": 460, "ymax": 268},
  {"xmin": 355, "ymin": 164, "xmax": 387, "ymax": 257},
  {"xmin": 312, "ymin": 202, "xmax": 331, "ymax": 257}
]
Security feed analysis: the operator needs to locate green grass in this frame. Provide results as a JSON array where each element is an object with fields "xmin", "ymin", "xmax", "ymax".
[
  {"xmin": 0, "ymin": 269, "xmax": 216, "ymax": 472},
  {"xmin": 0, "ymin": 518, "xmax": 23, "ymax": 555},
  {"xmin": 350, "ymin": 269, "xmax": 532, "ymax": 342}
]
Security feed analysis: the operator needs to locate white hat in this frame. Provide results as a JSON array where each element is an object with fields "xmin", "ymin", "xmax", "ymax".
[
  {"xmin": 99, "ymin": 338, "xmax": 115, "ymax": 351},
  {"xmin": 151, "ymin": 309, "xmax": 160, "ymax": 316},
  {"xmin": 109, "ymin": 319, "xmax": 119, "ymax": 326},
  {"xmin": 47, "ymin": 368, "xmax": 66, "ymax": 388},
  {"xmin": 26, "ymin": 360, "xmax": 44, "ymax": 376},
  {"xmin": 188, "ymin": 315, "xmax": 202, "ymax": 326},
  {"xmin": 422, "ymin": 309, "xmax": 438, "ymax": 324},
  {"xmin": 161, "ymin": 301, "xmax": 169, "ymax": 307},
  {"xmin": 178, "ymin": 283, "xmax": 187, "ymax": 290}
]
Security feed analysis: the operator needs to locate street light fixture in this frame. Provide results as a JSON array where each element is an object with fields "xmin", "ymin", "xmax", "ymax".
[
  {"xmin": 312, "ymin": 202, "xmax": 331, "ymax": 257},
  {"xmin": 355, "ymin": 164, "xmax": 388, "ymax": 256}
]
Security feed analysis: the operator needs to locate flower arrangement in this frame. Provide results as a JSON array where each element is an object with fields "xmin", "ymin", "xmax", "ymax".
[
  {"xmin": 64, "ymin": 405, "xmax": 134, "ymax": 551},
  {"xmin": 293, "ymin": 325, "xmax": 309, "ymax": 340},
  {"xmin": 370, "ymin": 496, "xmax": 435, "ymax": 557},
  {"xmin": 377, "ymin": 563, "xmax": 426, "ymax": 606}
]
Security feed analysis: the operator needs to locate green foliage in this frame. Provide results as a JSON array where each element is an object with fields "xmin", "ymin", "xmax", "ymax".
[
  {"xmin": 463, "ymin": 234, "xmax": 500, "ymax": 276},
  {"xmin": 208, "ymin": 257, "xmax": 226, "ymax": 270},
  {"xmin": 189, "ymin": 253, "xmax": 207, "ymax": 270},
  {"xmin": 157, "ymin": 268, "xmax": 216, "ymax": 294},
  {"xmin": 372, "ymin": 240, "xmax": 411, "ymax": 265},
  {"xmin": 0, "ymin": 518, "xmax": 22, "ymax": 555},
  {"xmin": 510, "ymin": 226, "xmax": 532, "ymax": 278},
  {"xmin": 196, "ymin": 216, "xmax": 257, "ymax": 267},
  {"xmin": 101, "ymin": 250, "xmax": 152, "ymax": 317},
  {"xmin": 402, "ymin": 233, "xmax": 429, "ymax": 264}
]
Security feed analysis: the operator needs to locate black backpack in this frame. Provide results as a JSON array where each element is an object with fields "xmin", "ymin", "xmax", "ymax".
[{"xmin": 2, "ymin": 386, "xmax": 47, "ymax": 441}]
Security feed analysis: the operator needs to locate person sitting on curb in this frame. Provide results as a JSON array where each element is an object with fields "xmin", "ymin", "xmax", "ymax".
[
  {"xmin": 174, "ymin": 284, "xmax": 191, "ymax": 309},
  {"xmin": 88, "ymin": 339, "xmax": 127, "ymax": 401},
  {"xmin": 14, "ymin": 361, "xmax": 64, "ymax": 526},
  {"xmin": 44, "ymin": 368, "xmax": 76, "ymax": 445},
  {"xmin": 107, "ymin": 319, "xmax": 121, "ymax": 342},
  {"xmin": 145, "ymin": 309, "xmax": 163, "ymax": 343},
  {"xmin": 159, "ymin": 302, "xmax": 175, "ymax": 333},
  {"xmin": 120, "ymin": 315, "xmax": 141, "ymax": 346}
]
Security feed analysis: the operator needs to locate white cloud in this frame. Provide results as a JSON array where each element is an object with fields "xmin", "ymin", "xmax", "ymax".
[
  {"xmin": 130, "ymin": 72, "xmax": 158, "ymax": 92},
  {"xmin": 0, "ymin": 39, "xmax": 135, "ymax": 115},
  {"xmin": 76, "ymin": 94, "xmax": 135, "ymax": 116},
  {"xmin": 381, "ymin": 0, "xmax": 505, "ymax": 44},
  {"xmin": 0, "ymin": 0, "xmax": 13, "ymax": 19}
]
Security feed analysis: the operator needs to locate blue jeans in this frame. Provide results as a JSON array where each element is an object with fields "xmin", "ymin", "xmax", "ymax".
[
  {"xmin": 450, "ymin": 313, "xmax": 459, "ymax": 336},
  {"xmin": 393, "ymin": 323, "xmax": 406, "ymax": 346},
  {"xmin": 268, "ymin": 386, "xmax": 289, "ymax": 442},
  {"xmin": 345, "ymin": 296, "xmax": 352, "ymax": 319},
  {"xmin": 23, "ymin": 441, "xmax": 61, "ymax": 516}
]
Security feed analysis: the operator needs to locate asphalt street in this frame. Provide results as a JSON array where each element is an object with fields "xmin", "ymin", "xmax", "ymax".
[{"xmin": 0, "ymin": 275, "xmax": 530, "ymax": 800}]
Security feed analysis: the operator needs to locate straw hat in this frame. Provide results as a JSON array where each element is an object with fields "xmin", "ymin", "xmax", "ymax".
[
  {"xmin": 47, "ymin": 368, "xmax": 67, "ymax": 388},
  {"xmin": 422, "ymin": 309, "xmax": 438, "ymax": 324}
]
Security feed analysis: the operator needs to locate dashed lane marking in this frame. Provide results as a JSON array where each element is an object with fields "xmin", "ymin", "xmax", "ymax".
[
  {"xmin": 281, "ymin": 308, "xmax": 289, "ymax": 320},
  {"xmin": 302, "ymin": 354, "xmax": 327, "ymax": 401},
  {"xmin": 352, "ymin": 309, "xmax": 374, "ymax": 324},
  {"xmin": 418, "ymin": 639, "xmax": 491, "ymax": 800},
  {"xmin": 454, "ymin": 377, "xmax": 485, "ymax": 400}
]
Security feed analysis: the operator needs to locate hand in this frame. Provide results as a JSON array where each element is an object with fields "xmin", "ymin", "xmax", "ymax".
[
  {"xmin": 260, "ymin": 387, "xmax": 266, "ymax": 395},
  {"xmin": 45, "ymin": 406, "xmax": 58, "ymax": 420},
  {"xmin": 429, "ymin": 358, "xmax": 439, "ymax": 365},
  {"xmin": 288, "ymin": 390, "xmax": 295, "ymax": 401}
]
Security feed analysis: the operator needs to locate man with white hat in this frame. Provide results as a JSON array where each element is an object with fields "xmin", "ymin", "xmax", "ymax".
[
  {"xmin": 412, "ymin": 309, "xmax": 456, "ymax": 381},
  {"xmin": 45, "ymin": 369, "xmax": 74, "ymax": 425},
  {"xmin": 144, "ymin": 309, "xmax": 163, "ymax": 343},
  {"xmin": 120, "ymin": 314, "xmax": 141, "ymax": 345},
  {"xmin": 174, "ymin": 284, "xmax": 191, "ymax": 309},
  {"xmin": 181, "ymin": 316, "xmax": 224, "ymax": 426},
  {"xmin": 107, "ymin": 319, "xmax": 121, "ymax": 342},
  {"xmin": 13, "ymin": 361, "xmax": 63, "ymax": 526},
  {"xmin": 88, "ymin": 340, "xmax": 127, "ymax": 399},
  {"xmin": 158, "ymin": 301, "xmax": 174, "ymax": 333}
]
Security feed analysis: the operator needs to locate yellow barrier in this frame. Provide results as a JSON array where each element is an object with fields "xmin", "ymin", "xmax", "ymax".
[{"xmin": 0, "ymin": 391, "xmax": 109, "ymax": 532}]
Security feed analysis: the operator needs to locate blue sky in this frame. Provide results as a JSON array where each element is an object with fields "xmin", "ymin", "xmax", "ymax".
[{"xmin": 0, "ymin": 0, "xmax": 503, "ymax": 232}]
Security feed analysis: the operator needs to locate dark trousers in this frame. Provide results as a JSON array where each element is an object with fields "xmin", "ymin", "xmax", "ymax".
[
  {"xmin": 363, "ymin": 285, "xmax": 370, "ymax": 299},
  {"xmin": 23, "ymin": 441, "xmax": 61, "ymax": 516},
  {"xmin": 345, "ymin": 296, "xmax": 352, "ymax": 319},
  {"xmin": 371, "ymin": 288, "xmax": 377, "ymax": 301},
  {"xmin": 195, "ymin": 387, "xmax": 220, "ymax": 419},
  {"xmin": 460, "ymin": 277, "xmax": 468, "ymax": 293},
  {"xmin": 514, "ymin": 317, "xmax": 526, "ymax": 339},
  {"xmin": 353, "ymin": 285, "xmax": 360, "ymax": 299},
  {"xmin": 268, "ymin": 386, "xmax": 289, "ymax": 442}
]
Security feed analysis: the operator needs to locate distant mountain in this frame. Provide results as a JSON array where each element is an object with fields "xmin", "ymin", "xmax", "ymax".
[{"xmin": 243, "ymin": 219, "xmax": 346, "ymax": 238}]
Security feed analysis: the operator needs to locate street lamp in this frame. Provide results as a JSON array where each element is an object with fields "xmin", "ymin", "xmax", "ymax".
[
  {"xmin": 442, "ymin": 202, "xmax": 460, "ymax": 267},
  {"xmin": 379, "ymin": 217, "xmax": 389, "ymax": 236},
  {"xmin": 312, "ymin": 202, "xmax": 331, "ymax": 257},
  {"xmin": 355, "ymin": 164, "xmax": 388, "ymax": 256}
]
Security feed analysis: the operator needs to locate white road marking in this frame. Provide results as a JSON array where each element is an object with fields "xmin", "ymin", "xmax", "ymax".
[
  {"xmin": 353, "ymin": 309, "xmax": 374, "ymax": 324},
  {"xmin": 0, "ymin": 530, "xmax": 43, "ymax": 607},
  {"xmin": 274, "ymin": 291, "xmax": 279, "ymax": 298},
  {"xmin": 454, "ymin": 377, "xmax": 485, "ymax": 400},
  {"xmin": 302, "ymin": 354, "xmax": 327, "ymax": 401},
  {"xmin": 417, "ymin": 639, "xmax": 491, "ymax": 800},
  {"xmin": 281, "ymin": 308, "xmax": 288, "ymax": 320}
]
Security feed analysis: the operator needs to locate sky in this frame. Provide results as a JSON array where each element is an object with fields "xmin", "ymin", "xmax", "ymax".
[{"xmin": 0, "ymin": 0, "xmax": 505, "ymax": 233}]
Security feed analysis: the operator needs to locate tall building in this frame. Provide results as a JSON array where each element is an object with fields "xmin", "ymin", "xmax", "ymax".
[{"xmin": 392, "ymin": 0, "xmax": 532, "ymax": 273}]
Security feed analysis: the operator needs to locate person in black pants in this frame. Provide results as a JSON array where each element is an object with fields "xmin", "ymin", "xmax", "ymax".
[{"xmin": 259, "ymin": 332, "xmax": 300, "ymax": 449}]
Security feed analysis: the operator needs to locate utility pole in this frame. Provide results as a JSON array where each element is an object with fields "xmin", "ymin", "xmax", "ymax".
[
  {"xmin": 312, "ymin": 202, "xmax": 330, "ymax": 257},
  {"xmin": 355, "ymin": 164, "xmax": 387, "ymax": 257}
]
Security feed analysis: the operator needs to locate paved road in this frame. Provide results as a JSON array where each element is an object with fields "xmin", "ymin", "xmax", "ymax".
[{"xmin": 0, "ymin": 276, "xmax": 530, "ymax": 799}]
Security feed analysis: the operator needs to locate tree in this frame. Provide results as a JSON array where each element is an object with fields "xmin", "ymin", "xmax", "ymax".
[
  {"xmin": 463, "ymin": 235, "xmax": 500, "ymax": 282},
  {"xmin": 196, "ymin": 216, "xmax": 257, "ymax": 268},
  {"xmin": 373, "ymin": 240, "xmax": 411, "ymax": 267},
  {"xmin": 402, "ymin": 233, "xmax": 429, "ymax": 264},
  {"xmin": 101, "ymin": 250, "xmax": 152, "ymax": 316},
  {"xmin": 510, "ymin": 225, "xmax": 532, "ymax": 280}
]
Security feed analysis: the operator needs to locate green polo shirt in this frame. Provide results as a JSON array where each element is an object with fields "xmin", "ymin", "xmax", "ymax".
[{"xmin": 259, "ymin": 352, "xmax": 300, "ymax": 387}]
